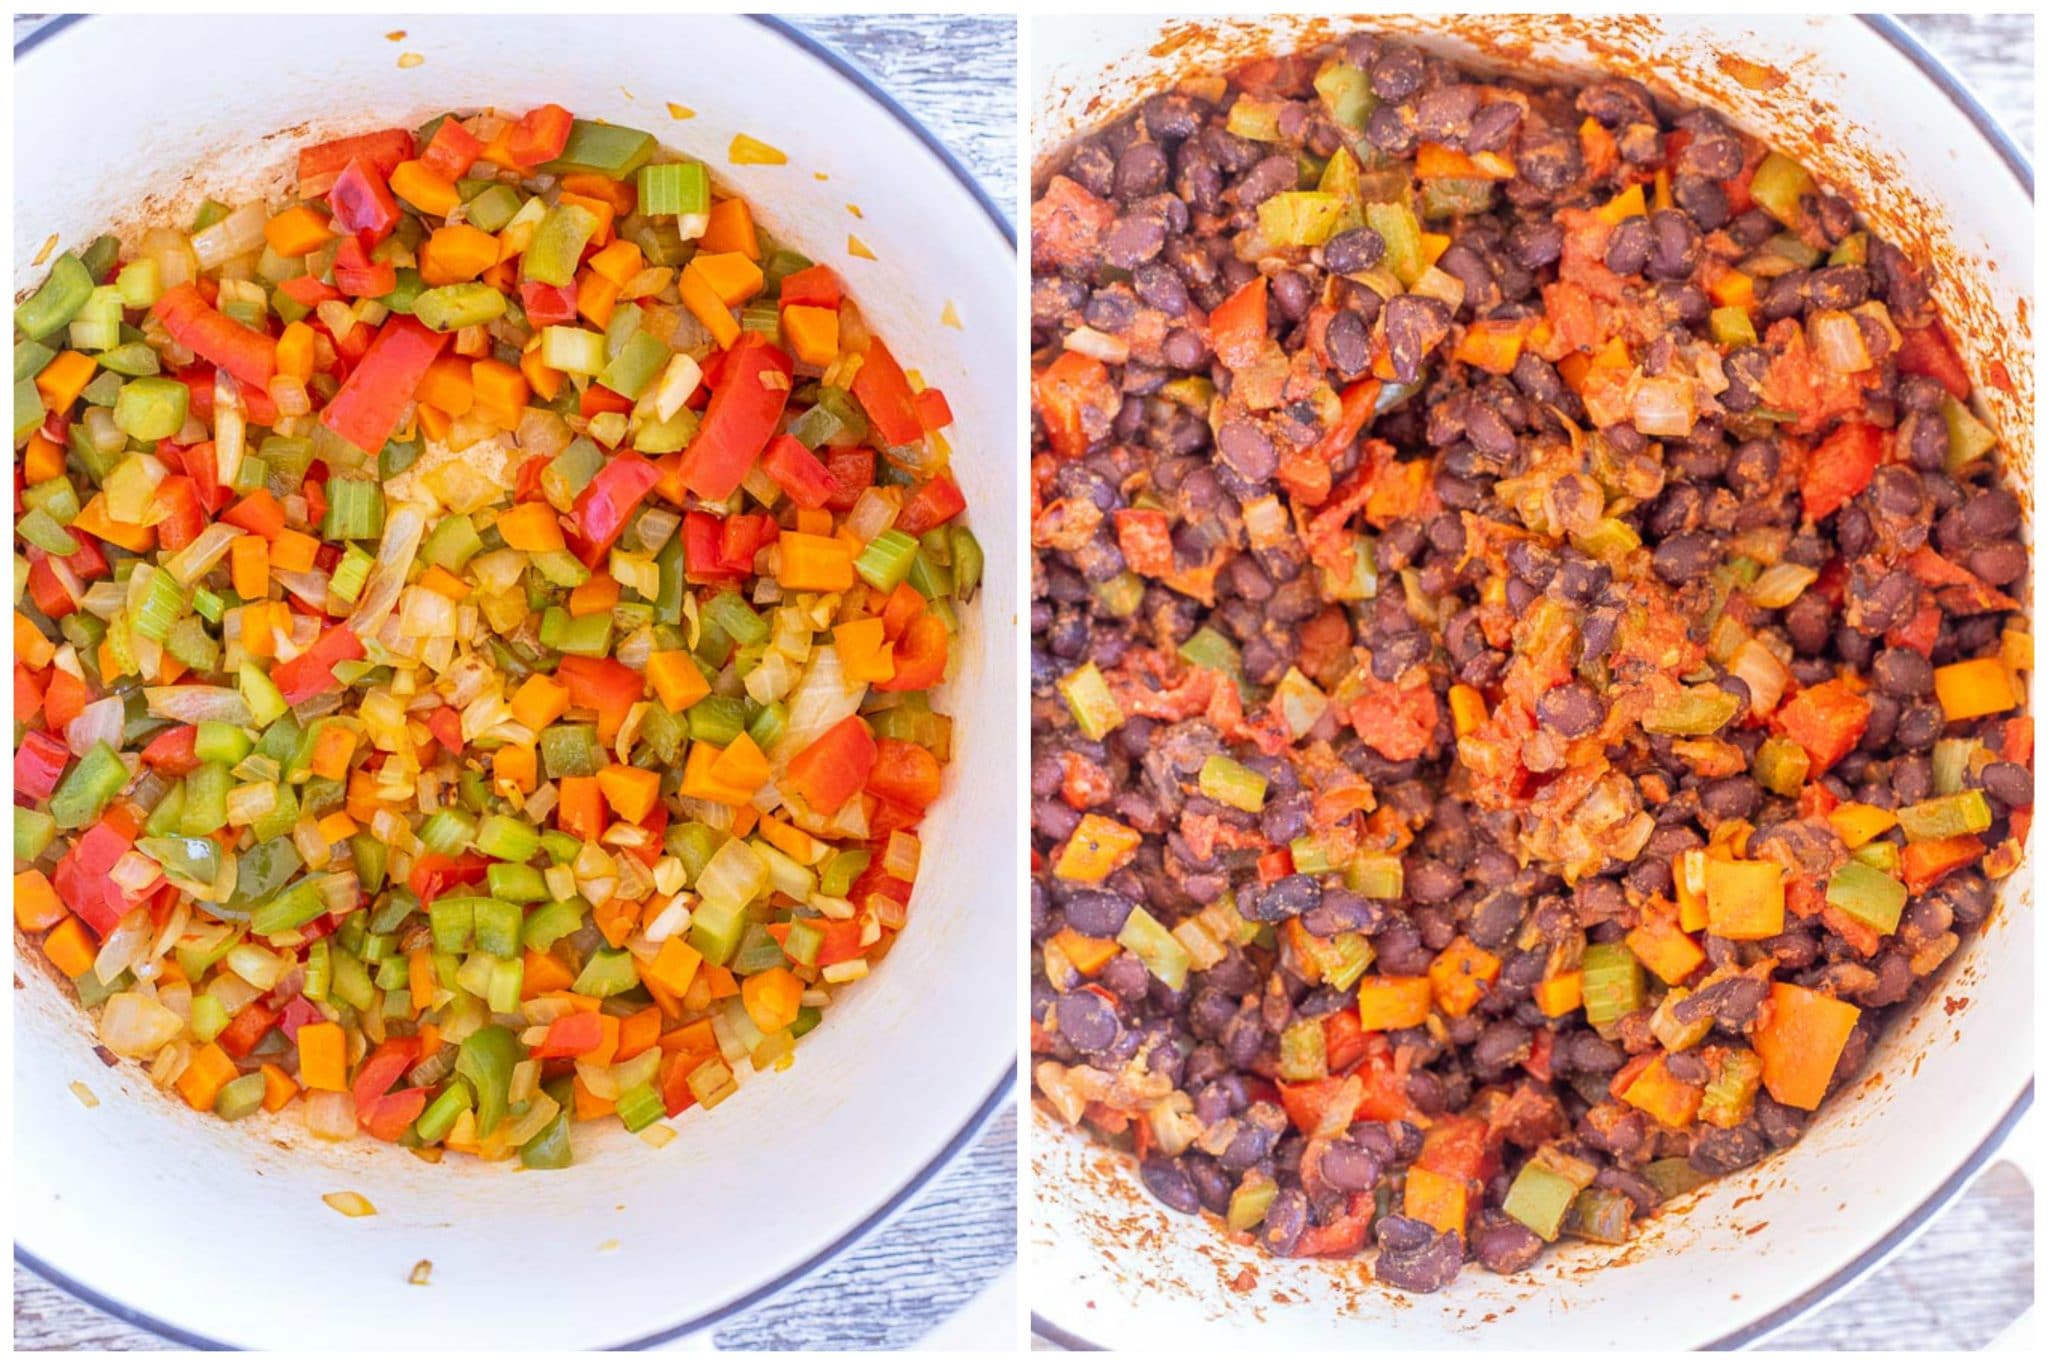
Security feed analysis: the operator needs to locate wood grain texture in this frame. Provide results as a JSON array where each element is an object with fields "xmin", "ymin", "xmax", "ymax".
[{"xmin": 9, "ymin": 10, "xmax": 1016, "ymax": 1354}]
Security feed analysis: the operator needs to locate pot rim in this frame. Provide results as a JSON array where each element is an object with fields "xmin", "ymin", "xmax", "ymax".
[
  {"xmin": 1026, "ymin": 11, "xmax": 2034, "ymax": 1351},
  {"xmin": 11, "ymin": 10, "xmax": 1017, "ymax": 1352}
]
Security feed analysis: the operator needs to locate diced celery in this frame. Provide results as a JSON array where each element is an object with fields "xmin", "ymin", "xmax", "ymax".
[
  {"xmin": 1198, "ymin": 755, "xmax": 1268, "ymax": 813},
  {"xmin": 1057, "ymin": 662, "xmax": 1124, "ymax": 741},
  {"xmin": 1580, "ymin": 941, "xmax": 1644, "ymax": 1030}
]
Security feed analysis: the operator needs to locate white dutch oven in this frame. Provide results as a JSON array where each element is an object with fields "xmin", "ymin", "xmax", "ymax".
[
  {"xmin": 14, "ymin": 13, "xmax": 1017, "ymax": 1350},
  {"xmin": 1031, "ymin": 13, "xmax": 2032, "ymax": 1349}
]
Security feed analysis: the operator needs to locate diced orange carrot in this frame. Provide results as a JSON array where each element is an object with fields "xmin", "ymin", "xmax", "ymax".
[
  {"xmin": 42, "ymin": 917, "xmax": 97, "ymax": 978},
  {"xmin": 177, "ymin": 1043, "xmax": 240, "ymax": 1112},
  {"xmin": 297, "ymin": 1021, "xmax": 349, "ymax": 1091},
  {"xmin": 700, "ymin": 197, "xmax": 760, "ymax": 259}
]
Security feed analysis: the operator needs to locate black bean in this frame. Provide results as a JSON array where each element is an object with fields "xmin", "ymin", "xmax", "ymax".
[
  {"xmin": 1981, "ymin": 761, "xmax": 2033, "ymax": 809},
  {"xmin": 1140, "ymin": 1155, "xmax": 1203, "ymax": 1214},
  {"xmin": 1804, "ymin": 265, "xmax": 1870, "ymax": 310},
  {"xmin": 1325, "ymin": 309, "xmax": 1371, "ymax": 378},
  {"xmin": 1471, "ymin": 1210, "xmax": 1545, "ymax": 1274},
  {"xmin": 1646, "ymin": 209, "xmax": 1702, "ymax": 280},
  {"xmin": 1319, "ymin": 1139, "xmax": 1384, "ymax": 1192},
  {"xmin": 1537, "ymin": 680, "xmax": 1604, "ymax": 738},
  {"xmin": 1102, "ymin": 215, "xmax": 1166, "ymax": 269},
  {"xmin": 1673, "ymin": 174, "xmax": 1729, "ymax": 230},
  {"xmin": 1369, "ymin": 43, "xmax": 1425, "ymax": 100},
  {"xmin": 1055, "ymin": 989, "xmax": 1120, "ymax": 1053},
  {"xmin": 1383, "ymin": 294, "xmax": 1452, "ymax": 384},
  {"xmin": 1247, "ymin": 873, "xmax": 1322, "ymax": 923},
  {"xmin": 1968, "ymin": 540, "xmax": 2027, "ymax": 587},
  {"xmin": 1604, "ymin": 216, "xmax": 1652, "ymax": 275},
  {"xmin": 1467, "ymin": 100, "xmax": 1524, "ymax": 153},
  {"xmin": 1216, "ymin": 418, "xmax": 1277, "ymax": 482},
  {"xmin": 1115, "ymin": 141, "xmax": 1170, "ymax": 199},
  {"xmin": 1699, "ymin": 776, "xmax": 1761, "ymax": 821},
  {"xmin": 1652, "ymin": 531, "xmax": 1718, "ymax": 584},
  {"xmin": 1515, "ymin": 124, "xmax": 1582, "ymax": 195},
  {"xmin": 1260, "ymin": 1186, "xmax": 1310, "ymax": 1255},
  {"xmin": 1374, "ymin": 1214, "xmax": 1463, "ymax": 1292},
  {"xmin": 1235, "ymin": 154, "xmax": 1300, "ymax": 209},
  {"xmin": 1324, "ymin": 226, "xmax": 1385, "ymax": 275}
]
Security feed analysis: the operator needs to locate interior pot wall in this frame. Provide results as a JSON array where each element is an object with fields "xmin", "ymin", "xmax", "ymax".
[
  {"xmin": 1030, "ymin": 13, "xmax": 2031, "ymax": 1349},
  {"xmin": 15, "ymin": 13, "xmax": 1016, "ymax": 1351}
]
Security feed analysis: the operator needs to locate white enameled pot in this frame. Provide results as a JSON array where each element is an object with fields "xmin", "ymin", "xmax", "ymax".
[
  {"xmin": 1030, "ymin": 13, "xmax": 2032, "ymax": 1350},
  {"xmin": 14, "ymin": 13, "xmax": 1017, "ymax": 1350}
]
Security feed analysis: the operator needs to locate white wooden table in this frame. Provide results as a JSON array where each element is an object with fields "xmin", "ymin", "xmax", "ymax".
[{"xmin": 9, "ymin": 11, "xmax": 1017, "ymax": 1353}]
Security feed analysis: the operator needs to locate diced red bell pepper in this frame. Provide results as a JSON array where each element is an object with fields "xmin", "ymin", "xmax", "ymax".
[
  {"xmin": 1322, "ymin": 1008, "xmax": 1370, "ymax": 1074},
  {"xmin": 1209, "ymin": 276, "xmax": 1270, "ymax": 369},
  {"xmin": 151, "ymin": 476, "xmax": 208, "ymax": 553},
  {"xmin": 279, "ymin": 274, "xmax": 343, "ymax": 311},
  {"xmin": 420, "ymin": 118, "xmax": 486, "ymax": 181},
  {"xmin": 865, "ymin": 738, "xmax": 942, "ymax": 812},
  {"xmin": 15, "ymin": 729, "xmax": 72, "ymax": 802},
  {"xmin": 555, "ymin": 656, "xmax": 644, "ymax": 738},
  {"xmin": 719, "ymin": 512, "xmax": 776, "ymax": 573},
  {"xmin": 328, "ymin": 157, "xmax": 401, "ymax": 243},
  {"xmin": 1775, "ymin": 677, "xmax": 1872, "ymax": 774},
  {"xmin": 25, "ymin": 551, "xmax": 78, "ymax": 620},
  {"xmin": 1031, "ymin": 350, "xmax": 1116, "ymax": 461},
  {"xmin": 1292, "ymin": 1192, "xmax": 1376, "ymax": 1257},
  {"xmin": 811, "ymin": 915, "xmax": 870, "ymax": 967},
  {"xmin": 866, "ymin": 794, "xmax": 925, "ymax": 838},
  {"xmin": 360, "ymin": 1087, "xmax": 430, "ymax": 1143},
  {"xmin": 57, "ymin": 530, "xmax": 110, "ymax": 583},
  {"xmin": 682, "ymin": 510, "xmax": 739, "ymax": 584},
  {"xmin": 505, "ymin": 103, "xmax": 574, "ymax": 168},
  {"xmin": 759, "ymin": 434, "xmax": 838, "ymax": 509},
  {"xmin": 53, "ymin": 814, "xmax": 146, "ymax": 938},
  {"xmin": 266, "ymin": 624, "xmax": 366, "ymax": 705},
  {"xmin": 784, "ymin": 716, "xmax": 878, "ymax": 814},
  {"xmin": 849, "ymin": 337, "xmax": 923, "ymax": 448},
  {"xmin": 676, "ymin": 332, "xmax": 794, "ymax": 501},
  {"xmin": 569, "ymin": 454, "xmax": 662, "ymax": 567},
  {"xmin": 333, "ymin": 234, "xmax": 398, "ymax": 299},
  {"xmin": 1895, "ymin": 322, "xmax": 1972, "ymax": 400},
  {"xmin": 423, "ymin": 705, "xmax": 463, "ymax": 754},
  {"xmin": 874, "ymin": 612, "xmax": 948, "ymax": 693},
  {"xmin": 1413, "ymin": 1113, "xmax": 1499, "ymax": 1183},
  {"xmin": 170, "ymin": 440, "xmax": 227, "ymax": 514},
  {"xmin": 215, "ymin": 998, "xmax": 280, "ymax": 1060},
  {"xmin": 895, "ymin": 472, "xmax": 967, "ymax": 535},
  {"xmin": 532, "ymin": 1011, "xmax": 605, "ymax": 1059},
  {"xmin": 519, "ymin": 279, "xmax": 579, "ymax": 327},
  {"xmin": 914, "ymin": 386, "xmax": 954, "ymax": 434},
  {"xmin": 777, "ymin": 264, "xmax": 843, "ymax": 311},
  {"xmin": 408, "ymin": 850, "xmax": 490, "ymax": 904},
  {"xmin": 263, "ymin": 1000, "xmax": 321, "ymax": 1051},
  {"xmin": 1801, "ymin": 421, "xmax": 1884, "ymax": 523},
  {"xmin": 880, "ymin": 581, "xmax": 924, "ymax": 641},
  {"xmin": 352, "ymin": 1036, "xmax": 422, "ymax": 1115},
  {"xmin": 320, "ymin": 316, "xmax": 449, "ymax": 454},
  {"xmin": 139, "ymin": 724, "xmax": 201, "ymax": 777},
  {"xmin": 297, "ymin": 128, "xmax": 415, "ymax": 196},
  {"xmin": 41, "ymin": 667, "xmax": 93, "ymax": 734},
  {"xmin": 822, "ymin": 446, "xmax": 876, "ymax": 512},
  {"xmin": 152, "ymin": 284, "xmax": 276, "ymax": 391}
]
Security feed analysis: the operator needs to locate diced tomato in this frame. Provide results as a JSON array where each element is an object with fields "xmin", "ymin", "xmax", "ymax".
[
  {"xmin": 266, "ymin": 624, "xmax": 365, "ymax": 704},
  {"xmin": 874, "ymin": 612, "xmax": 947, "ymax": 692},
  {"xmin": 865, "ymin": 738, "xmax": 942, "ymax": 812},
  {"xmin": 784, "ymin": 716, "xmax": 878, "ymax": 814},
  {"xmin": 420, "ymin": 118, "xmax": 486, "ymax": 181},
  {"xmin": 1775, "ymin": 677, "xmax": 1871, "ymax": 774},
  {"xmin": 850, "ymin": 338, "xmax": 923, "ymax": 448}
]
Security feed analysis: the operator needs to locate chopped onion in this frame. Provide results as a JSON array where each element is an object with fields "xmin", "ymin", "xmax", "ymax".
[
  {"xmin": 1063, "ymin": 325, "xmax": 1129, "ymax": 364},
  {"xmin": 301, "ymin": 1093, "xmax": 358, "ymax": 1142},
  {"xmin": 225, "ymin": 780, "xmax": 279, "ymax": 826},
  {"xmin": 162, "ymin": 522, "xmax": 244, "ymax": 586},
  {"xmin": 215, "ymin": 372, "xmax": 246, "ymax": 488},
  {"xmin": 1729, "ymin": 638, "xmax": 1791, "ymax": 718},
  {"xmin": 652, "ymin": 352, "xmax": 704, "ymax": 420},
  {"xmin": 845, "ymin": 487, "xmax": 900, "ymax": 543},
  {"xmin": 191, "ymin": 201, "xmax": 268, "ymax": 271},
  {"xmin": 1749, "ymin": 561, "xmax": 1818, "ymax": 609},
  {"xmin": 1809, "ymin": 309, "xmax": 1873, "ymax": 372},
  {"xmin": 346, "ymin": 502, "xmax": 428, "ymax": 638},
  {"xmin": 66, "ymin": 696, "xmax": 127, "ymax": 758},
  {"xmin": 769, "ymin": 645, "xmax": 864, "ymax": 767},
  {"xmin": 322, "ymin": 1191, "xmax": 377, "ymax": 1217},
  {"xmin": 144, "ymin": 686, "xmax": 254, "ymax": 726},
  {"xmin": 93, "ymin": 907, "xmax": 156, "ymax": 986},
  {"xmin": 109, "ymin": 850, "xmax": 162, "ymax": 899},
  {"xmin": 140, "ymin": 226, "xmax": 200, "ymax": 293},
  {"xmin": 1630, "ymin": 376, "xmax": 1696, "ymax": 437},
  {"xmin": 97, "ymin": 991, "xmax": 184, "ymax": 1058}
]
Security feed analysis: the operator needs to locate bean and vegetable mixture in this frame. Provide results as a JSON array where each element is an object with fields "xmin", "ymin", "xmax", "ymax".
[
  {"xmin": 14, "ymin": 103, "xmax": 978, "ymax": 1166},
  {"xmin": 1030, "ymin": 34, "xmax": 2030, "ymax": 1292}
]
